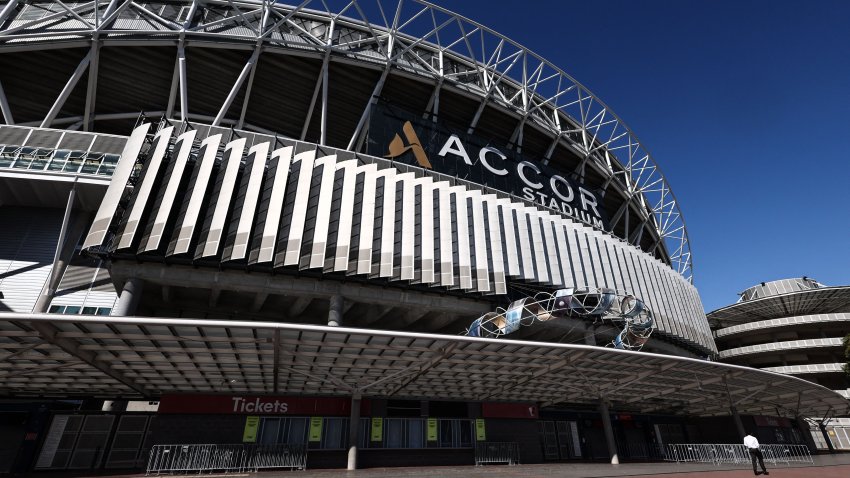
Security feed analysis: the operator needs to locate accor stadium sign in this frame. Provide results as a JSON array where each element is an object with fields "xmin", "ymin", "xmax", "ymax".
[{"xmin": 368, "ymin": 106, "xmax": 608, "ymax": 230}]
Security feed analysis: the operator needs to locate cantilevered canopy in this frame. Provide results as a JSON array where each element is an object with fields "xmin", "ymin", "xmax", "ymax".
[
  {"xmin": 708, "ymin": 286, "xmax": 850, "ymax": 325},
  {"xmin": 0, "ymin": 313, "xmax": 846, "ymax": 418}
]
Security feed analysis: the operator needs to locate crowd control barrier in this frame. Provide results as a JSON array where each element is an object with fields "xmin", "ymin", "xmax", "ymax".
[
  {"xmin": 145, "ymin": 444, "xmax": 306, "ymax": 475},
  {"xmin": 474, "ymin": 442, "xmax": 520, "ymax": 465},
  {"xmin": 666, "ymin": 443, "xmax": 812, "ymax": 466}
]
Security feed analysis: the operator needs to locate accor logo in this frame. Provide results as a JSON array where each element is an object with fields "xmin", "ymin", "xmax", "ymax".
[{"xmin": 385, "ymin": 121, "xmax": 432, "ymax": 168}]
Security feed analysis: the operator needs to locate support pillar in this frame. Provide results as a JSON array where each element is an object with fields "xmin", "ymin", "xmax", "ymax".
[
  {"xmin": 111, "ymin": 278, "xmax": 144, "ymax": 316},
  {"xmin": 347, "ymin": 393, "xmax": 362, "ymax": 470},
  {"xmin": 34, "ymin": 188, "xmax": 85, "ymax": 313},
  {"xmin": 328, "ymin": 294, "xmax": 343, "ymax": 327},
  {"xmin": 729, "ymin": 405, "xmax": 746, "ymax": 440},
  {"xmin": 819, "ymin": 422, "xmax": 836, "ymax": 453},
  {"xmin": 598, "ymin": 397, "xmax": 619, "ymax": 465},
  {"xmin": 795, "ymin": 415, "xmax": 818, "ymax": 453}
]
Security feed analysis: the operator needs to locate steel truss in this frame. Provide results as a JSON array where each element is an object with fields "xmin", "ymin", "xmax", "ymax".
[{"xmin": 0, "ymin": 0, "xmax": 694, "ymax": 282}]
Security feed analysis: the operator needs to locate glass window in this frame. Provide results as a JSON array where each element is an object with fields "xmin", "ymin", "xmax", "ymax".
[
  {"xmin": 438, "ymin": 419, "xmax": 474, "ymax": 448},
  {"xmin": 81, "ymin": 153, "xmax": 102, "ymax": 174},
  {"xmin": 29, "ymin": 148, "xmax": 52, "ymax": 170},
  {"xmin": 63, "ymin": 151, "xmax": 86, "ymax": 173},
  {"xmin": 0, "ymin": 145, "xmax": 17, "ymax": 167},
  {"xmin": 81, "ymin": 307, "xmax": 98, "ymax": 315},
  {"xmin": 321, "ymin": 418, "xmax": 347, "ymax": 449},
  {"xmin": 13, "ymin": 147, "xmax": 36, "ymax": 169},
  {"xmin": 63, "ymin": 306, "xmax": 81, "ymax": 315},
  {"xmin": 48, "ymin": 305, "xmax": 65, "ymax": 314},
  {"xmin": 48, "ymin": 150, "xmax": 70, "ymax": 171},
  {"xmin": 257, "ymin": 417, "xmax": 308, "ymax": 445},
  {"xmin": 96, "ymin": 308, "xmax": 111, "ymax": 316},
  {"xmin": 98, "ymin": 154, "xmax": 119, "ymax": 176},
  {"xmin": 383, "ymin": 418, "xmax": 426, "ymax": 449}
]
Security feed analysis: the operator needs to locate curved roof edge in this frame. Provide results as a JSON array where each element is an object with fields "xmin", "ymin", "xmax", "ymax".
[{"xmin": 0, "ymin": 0, "xmax": 694, "ymax": 283}]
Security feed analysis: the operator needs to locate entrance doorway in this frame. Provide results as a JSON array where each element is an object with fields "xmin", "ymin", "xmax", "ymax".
[{"xmin": 540, "ymin": 420, "xmax": 581, "ymax": 460}]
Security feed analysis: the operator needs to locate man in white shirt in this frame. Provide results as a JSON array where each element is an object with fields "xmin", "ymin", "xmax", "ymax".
[{"xmin": 744, "ymin": 432, "xmax": 769, "ymax": 475}]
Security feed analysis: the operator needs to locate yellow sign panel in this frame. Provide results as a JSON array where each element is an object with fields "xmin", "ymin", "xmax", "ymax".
[
  {"xmin": 242, "ymin": 416, "xmax": 259, "ymax": 443},
  {"xmin": 427, "ymin": 418, "xmax": 438, "ymax": 441},
  {"xmin": 371, "ymin": 417, "xmax": 383, "ymax": 442},
  {"xmin": 475, "ymin": 419, "xmax": 486, "ymax": 441},
  {"xmin": 309, "ymin": 417, "xmax": 323, "ymax": 442}
]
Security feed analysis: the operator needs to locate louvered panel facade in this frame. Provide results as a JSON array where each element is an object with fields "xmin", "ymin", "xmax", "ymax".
[
  {"xmin": 49, "ymin": 259, "xmax": 118, "ymax": 312},
  {"xmin": 80, "ymin": 124, "xmax": 715, "ymax": 354},
  {"xmin": 0, "ymin": 207, "xmax": 63, "ymax": 313}
]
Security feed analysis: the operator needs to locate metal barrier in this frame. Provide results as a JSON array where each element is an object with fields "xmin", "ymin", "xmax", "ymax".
[
  {"xmin": 474, "ymin": 442, "xmax": 520, "ymax": 465},
  {"xmin": 146, "ymin": 444, "xmax": 306, "ymax": 475},
  {"xmin": 247, "ymin": 444, "xmax": 307, "ymax": 471},
  {"xmin": 666, "ymin": 444, "xmax": 813, "ymax": 466}
]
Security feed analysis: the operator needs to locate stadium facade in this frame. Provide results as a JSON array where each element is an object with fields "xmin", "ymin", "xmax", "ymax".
[
  {"xmin": 0, "ymin": 0, "xmax": 846, "ymax": 473},
  {"xmin": 709, "ymin": 278, "xmax": 850, "ymax": 450}
]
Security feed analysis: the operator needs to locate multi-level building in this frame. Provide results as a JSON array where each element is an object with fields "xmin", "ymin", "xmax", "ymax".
[
  {"xmin": 710, "ymin": 278, "xmax": 850, "ymax": 449},
  {"xmin": 0, "ymin": 0, "xmax": 846, "ymax": 473}
]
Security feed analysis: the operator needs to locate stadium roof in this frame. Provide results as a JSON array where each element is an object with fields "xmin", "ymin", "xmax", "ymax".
[
  {"xmin": 707, "ymin": 286, "xmax": 850, "ymax": 326},
  {"xmin": 1, "ymin": 313, "xmax": 846, "ymax": 418},
  {"xmin": 0, "ymin": 0, "xmax": 694, "ymax": 281}
]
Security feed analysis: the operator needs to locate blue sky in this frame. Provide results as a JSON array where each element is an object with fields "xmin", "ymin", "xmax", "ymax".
[{"xmin": 440, "ymin": 0, "xmax": 850, "ymax": 311}]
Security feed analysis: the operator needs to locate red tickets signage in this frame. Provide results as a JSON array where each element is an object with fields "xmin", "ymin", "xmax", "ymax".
[
  {"xmin": 481, "ymin": 402, "xmax": 538, "ymax": 419},
  {"xmin": 158, "ymin": 394, "xmax": 370, "ymax": 416}
]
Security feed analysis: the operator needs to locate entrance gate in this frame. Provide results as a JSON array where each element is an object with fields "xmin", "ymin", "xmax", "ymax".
[
  {"xmin": 540, "ymin": 421, "xmax": 581, "ymax": 460},
  {"xmin": 34, "ymin": 414, "xmax": 152, "ymax": 470}
]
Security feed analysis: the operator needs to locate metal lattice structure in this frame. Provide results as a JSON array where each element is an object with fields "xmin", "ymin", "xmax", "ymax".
[
  {"xmin": 0, "ymin": 0, "xmax": 693, "ymax": 282},
  {"xmin": 466, "ymin": 287, "xmax": 655, "ymax": 351},
  {"xmin": 0, "ymin": 313, "xmax": 847, "ymax": 418}
]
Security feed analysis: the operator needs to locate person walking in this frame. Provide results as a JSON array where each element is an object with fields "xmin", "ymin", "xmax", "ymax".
[{"xmin": 744, "ymin": 432, "xmax": 769, "ymax": 475}]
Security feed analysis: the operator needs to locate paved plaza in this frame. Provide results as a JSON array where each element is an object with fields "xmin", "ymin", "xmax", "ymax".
[
  {"xmin": 20, "ymin": 452, "xmax": 849, "ymax": 478},
  {"xmin": 280, "ymin": 453, "xmax": 850, "ymax": 478}
]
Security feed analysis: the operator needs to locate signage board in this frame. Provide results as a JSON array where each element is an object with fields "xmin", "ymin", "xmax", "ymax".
[
  {"xmin": 158, "ymin": 394, "xmax": 369, "ymax": 416},
  {"xmin": 309, "ymin": 417, "xmax": 323, "ymax": 442},
  {"xmin": 371, "ymin": 417, "xmax": 384, "ymax": 442},
  {"xmin": 475, "ymin": 419, "xmax": 486, "ymax": 441},
  {"xmin": 368, "ymin": 105, "xmax": 609, "ymax": 230},
  {"xmin": 427, "ymin": 418, "xmax": 438, "ymax": 441},
  {"xmin": 242, "ymin": 416, "xmax": 259, "ymax": 442}
]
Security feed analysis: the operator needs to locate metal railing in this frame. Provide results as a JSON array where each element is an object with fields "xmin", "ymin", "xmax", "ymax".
[
  {"xmin": 474, "ymin": 442, "xmax": 520, "ymax": 466},
  {"xmin": 145, "ymin": 443, "xmax": 306, "ymax": 475},
  {"xmin": 666, "ymin": 444, "xmax": 813, "ymax": 466}
]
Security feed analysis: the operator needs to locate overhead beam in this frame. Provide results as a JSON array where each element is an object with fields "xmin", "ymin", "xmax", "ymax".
[
  {"xmin": 288, "ymin": 297, "xmax": 312, "ymax": 318},
  {"xmin": 0, "ymin": 79, "xmax": 14, "ymax": 125},
  {"xmin": 41, "ymin": 52, "xmax": 92, "ymax": 128},
  {"xmin": 28, "ymin": 321, "xmax": 148, "ymax": 396},
  {"xmin": 83, "ymin": 39, "xmax": 101, "ymax": 131},
  {"xmin": 0, "ymin": 0, "xmax": 20, "ymax": 27},
  {"xmin": 212, "ymin": 47, "xmax": 261, "ymax": 126}
]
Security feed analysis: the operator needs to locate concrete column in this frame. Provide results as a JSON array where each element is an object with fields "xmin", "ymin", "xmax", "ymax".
[
  {"xmin": 729, "ymin": 405, "xmax": 746, "ymax": 440},
  {"xmin": 347, "ymin": 393, "xmax": 362, "ymax": 470},
  {"xmin": 795, "ymin": 416, "xmax": 818, "ymax": 453},
  {"xmin": 328, "ymin": 294, "xmax": 343, "ymax": 327},
  {"xmin": 598, "ymin": 398, "xmax": 619, "ymax": 465},
  {"xmin": 111, "ymin": 278, "xmax": 144, "ymax": 316},
  {"xmin": 584, "ymin": 328, "xmax": 597, "ymax": 345}
]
